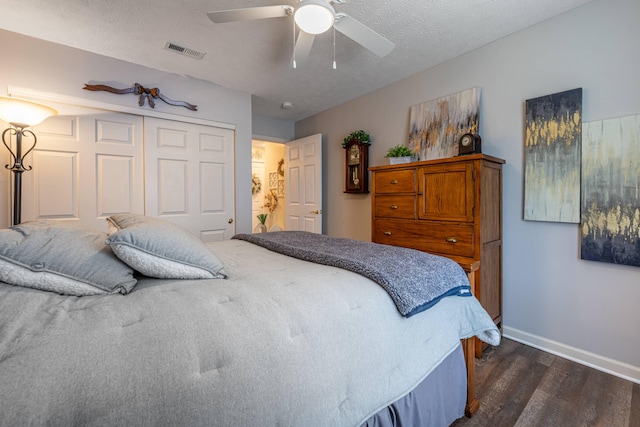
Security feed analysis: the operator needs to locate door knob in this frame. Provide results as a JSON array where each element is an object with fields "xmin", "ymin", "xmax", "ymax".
[
  {"xmin": 309, "ymin": 209, "xmax": 321, "ymax": 215},
  {"xmin": 228, "ymin": 218, "xmax": 234, "ymax": 224}
]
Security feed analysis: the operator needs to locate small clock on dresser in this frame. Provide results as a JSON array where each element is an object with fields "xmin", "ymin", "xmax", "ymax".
[
  {"xmin": 458, "ymin": 133, "xmax": 482, "ymax": 156},
  {"xmin": 344, "ymin": 140, "xmax": 369, "ymax": 193}
]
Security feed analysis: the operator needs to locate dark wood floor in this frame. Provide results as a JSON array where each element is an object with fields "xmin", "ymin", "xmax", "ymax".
[{"xmin": 452, "ymin": 338, "xmax": 640, "ymax": 427}]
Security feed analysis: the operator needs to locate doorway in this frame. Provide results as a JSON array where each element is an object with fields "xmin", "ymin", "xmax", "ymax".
[{"xmin": 251, "ymin": 139, "xmax": 285, "ymax": 232}]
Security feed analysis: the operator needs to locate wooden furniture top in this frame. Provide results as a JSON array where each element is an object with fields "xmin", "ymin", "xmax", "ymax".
[{"xmin": 369, "ymin": 153, "xmax": 506, "ymax": 172}]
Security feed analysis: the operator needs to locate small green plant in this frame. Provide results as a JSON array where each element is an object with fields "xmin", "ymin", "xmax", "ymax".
[
  {"xmin": 385, "ymin": 144, "xmax": 414, "ymax": 158},
  {"xmin": 342, "ymin": 130, "xmax": 371, "ymax": 148},
  {"xmin": 256, "ymin": 213, "xmax": 268, "ymax": 224}
]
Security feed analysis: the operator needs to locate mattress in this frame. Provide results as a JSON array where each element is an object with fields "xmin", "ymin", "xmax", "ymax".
[{"xmin": 0, "ymin": 238, "xmax": 499, "ymax": 426}]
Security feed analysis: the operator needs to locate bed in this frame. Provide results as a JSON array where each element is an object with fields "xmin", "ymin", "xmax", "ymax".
[{"xmin": 0, "ymin": 214, "xmax": 500, "ymax": 426}]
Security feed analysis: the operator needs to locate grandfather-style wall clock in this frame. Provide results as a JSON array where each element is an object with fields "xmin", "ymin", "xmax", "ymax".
[{"xmin": 344, "ymin": 140, "xmax": 369, "ymax": 193}]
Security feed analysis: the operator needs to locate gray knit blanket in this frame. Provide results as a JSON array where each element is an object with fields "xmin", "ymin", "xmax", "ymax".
[{"xmin": 232, "ymin": 231, "xmax": 471, "ymax": 317}]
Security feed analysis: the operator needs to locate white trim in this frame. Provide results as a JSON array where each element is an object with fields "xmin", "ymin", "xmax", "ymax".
[
  {"xmin": 6, "ymin": 85, "xmax": 235, "ymax": 130},
  {"xmin": 251, "ymin": 134, "xmax": 289, "ymax": 143},
  {"xmin": 503, "ymin": 326, "xmax": 640, "ymax": 384}
]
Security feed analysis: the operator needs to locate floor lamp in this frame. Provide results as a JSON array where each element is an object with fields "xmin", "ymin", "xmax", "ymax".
[{"xmin": 0, "ymin": 97, "xmax": 58, "ymax": 226}]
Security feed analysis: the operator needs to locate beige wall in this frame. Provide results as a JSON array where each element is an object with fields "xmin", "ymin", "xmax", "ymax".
[
  {"xmin": 296, "ymin": 0, "xmax": 640, "ymax": 382},
  {"xmin": 262, "ymin": 142, "xmax": 286, "ymax": 230}
]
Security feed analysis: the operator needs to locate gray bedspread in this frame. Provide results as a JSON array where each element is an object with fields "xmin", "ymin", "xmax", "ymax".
[
  {"xmin": 0, "ymin": 239, "xmax": 500, "ymax": 426},
  {"xmin": 233, "ymin": 231, "xmax": 472, "ymax": 317}
]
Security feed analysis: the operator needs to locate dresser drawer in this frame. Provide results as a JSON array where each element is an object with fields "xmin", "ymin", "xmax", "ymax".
[
  {"xmin": 374, "ymin": 169, "xmax": 415, "ymax": 193},
  {"xmin": 373, "ymin": 219, "xmax": 474, "ymax": 258},
  {"xmin": 374, "ymin": 195, "xmax": 415, "ymax": 219}
]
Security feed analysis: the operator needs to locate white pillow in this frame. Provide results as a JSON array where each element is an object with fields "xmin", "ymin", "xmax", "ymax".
[{"xmin": 105, "ymin": 214, "xmax": 227, "ymax": 280}]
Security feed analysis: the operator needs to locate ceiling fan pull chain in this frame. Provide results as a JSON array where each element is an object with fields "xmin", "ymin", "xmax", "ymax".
[
  {"xmin": 333, "ymin": 26, "xmax": 337, "ymax": 70},
  {"xmin": 292, "ymin": 18, "xmax": 297, "ymax": 69}
]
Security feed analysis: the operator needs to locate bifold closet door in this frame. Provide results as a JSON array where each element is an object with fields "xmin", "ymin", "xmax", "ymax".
[
  {"xmin": 143, "ymin": 117, "xmax": 235, "ymax": 242},
  {"xmin": 21, "ymin": 110, "xmax": 144, "ymax": 231}
]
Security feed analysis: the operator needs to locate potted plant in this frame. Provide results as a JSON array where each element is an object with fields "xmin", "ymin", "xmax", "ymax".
[
  {"xmin": 342, "ymin": 130, "xmax": 371, "ymax": 148},
  {"xmin": 255, "ymin": 213, "xmax": 268, "ymax": 233},
  {"xmin": 385, "ymin": 144, "xmax": 415, "ymax": 164}
]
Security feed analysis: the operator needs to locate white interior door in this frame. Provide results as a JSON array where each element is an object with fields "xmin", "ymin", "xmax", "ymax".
[
  {"xmin": 21, "ymin": 107, "xmax": 144, "ymax": 231},
  {"xmin": 144, "ymin": 117, "xmax": 235, "ymax": 242},
  {"xmin": 285, "ymin": 133, "xmax": 322, "ymax": 233}
]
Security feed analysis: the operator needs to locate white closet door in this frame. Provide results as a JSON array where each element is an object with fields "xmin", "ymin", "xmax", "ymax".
[
  {"xmin": 144, "ymin": 117, "xmax": 235, "ymax": 242},
  {"xmin": 22, "ymin": 109, "xmax": 144, "ymax": 231}
]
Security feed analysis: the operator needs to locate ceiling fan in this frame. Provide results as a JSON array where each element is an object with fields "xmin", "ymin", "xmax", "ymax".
[{"xmin": 207, "ymin": 0, "xmax": 395, "ymax": 68}]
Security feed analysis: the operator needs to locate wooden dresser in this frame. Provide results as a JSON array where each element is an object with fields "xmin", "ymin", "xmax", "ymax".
[{"xmin": 370, "ymin": 154, "xmax": 505, "ymax": 355}]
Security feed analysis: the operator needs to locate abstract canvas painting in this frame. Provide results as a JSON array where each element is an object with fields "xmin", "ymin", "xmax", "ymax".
[
  {"xmin": 408, "ymin": 87, "xmax": 480, "ymax": 160},
  {"xmin": 581, "ymin": 113, "xmax": 640, "ymax": 267},
  {"xmin": 524, "ymin": 88, "xmax": 582, "ymax": 223}
]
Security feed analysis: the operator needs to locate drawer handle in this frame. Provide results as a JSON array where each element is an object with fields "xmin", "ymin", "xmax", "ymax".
[
  {"xmin": 384, "ymin": 231, "xmax": 392, "ymax": 236},
  {"xmin": 446, "ymin": 237, "xmax": 458, "ymax": 243},
  {"xmin": 390, "ymin": 205, "xmax": 398, "ymax": 209},
  {"xmin": 390, "ymin": 179, "xmax": 398, "ymax": 184}
]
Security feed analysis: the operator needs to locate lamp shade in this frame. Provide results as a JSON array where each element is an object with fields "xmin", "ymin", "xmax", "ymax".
[
  {"xmin": 0, "ymin": 97, "xmax": 58, "ymax": 128},
  {"xmin": 294, "ymin": 0, "xmax": 335, "ymax": 35}
]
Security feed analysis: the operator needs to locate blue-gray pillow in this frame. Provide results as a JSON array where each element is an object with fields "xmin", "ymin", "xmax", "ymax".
[
  {"xmin": 105, "ymin": 214, "xmax": 227, "ymax": 279},
  {"xmin": 0, "ymin": 220, "xmax": 137, "ymax": 296}
]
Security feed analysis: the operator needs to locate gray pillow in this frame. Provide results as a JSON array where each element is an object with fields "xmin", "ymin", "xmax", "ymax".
[
  {"xmin": 105, "ymin": 214, "xmax": 227, "ymax": 279},
  {"xmin": 0, "ymin": 220, "xmax": 137, "ymax": 296}
]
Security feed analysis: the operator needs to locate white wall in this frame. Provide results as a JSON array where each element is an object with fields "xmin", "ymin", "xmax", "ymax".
[
  {"xmin": 296, "ymin": 0, "xmax": 640, "ymax": 381},
  {"xmin": 0, "ymin": 30, "xmax": 253, "ymax": 233},
  {"xmin": 252, "ymin": 113, "xmax": 295, "ymax": 142}
]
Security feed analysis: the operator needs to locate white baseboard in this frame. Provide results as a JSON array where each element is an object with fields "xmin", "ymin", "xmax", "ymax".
[{"xmin": 502, "ymin": 326, "xmax": 640, "ymax": 385}]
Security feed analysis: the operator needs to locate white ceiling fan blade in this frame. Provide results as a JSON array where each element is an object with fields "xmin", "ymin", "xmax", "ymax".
[
  {"xmin": 333, "ymin": 13, "xmax": 395, "ymax": 57},
  {"xmin": 207, "ymin": 5, "xmax": 293, "ymax": 23},
  {"xmin": 292, "ymin": 31, "xmax": 316, "ymax": 68}
]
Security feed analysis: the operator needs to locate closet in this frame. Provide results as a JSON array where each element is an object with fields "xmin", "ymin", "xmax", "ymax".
[{"xmin": 20, "ymin": 106, "xmax": 235, "ymax": 240}]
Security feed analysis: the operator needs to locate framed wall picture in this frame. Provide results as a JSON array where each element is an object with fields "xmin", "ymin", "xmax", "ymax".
[
  {"xmin": 408, "ymin": 87, "xmax": 480, "ymax": 160},
  {"xmin": 524, "ymin": 88, "xmax": 582, "ymax": 223},
  {"xmin": 277, "ymin": 179, "xmax": 285, "ymax": 197},
  {"xmin": 269, "ymin": 172, "xmax": 278, "ymax": 189},
  {"xmin": 581, "ymin": 113, "xmax": 640, "ymax": 267}
]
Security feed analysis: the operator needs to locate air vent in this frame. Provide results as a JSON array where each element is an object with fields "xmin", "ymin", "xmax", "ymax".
[{"xmin": 164, "ymin": 42, "xmax": 206, "ymax": 60}]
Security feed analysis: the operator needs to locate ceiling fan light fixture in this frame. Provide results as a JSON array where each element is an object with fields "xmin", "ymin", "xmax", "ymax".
[{"xmin": 294, "ymin": 0, "xmax": 335, "ymax": 35}]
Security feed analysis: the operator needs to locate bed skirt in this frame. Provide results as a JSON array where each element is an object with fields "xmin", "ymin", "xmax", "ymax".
[{"xmin": 362, "ymin": 343, "xmax": 466, "ymax": 427}]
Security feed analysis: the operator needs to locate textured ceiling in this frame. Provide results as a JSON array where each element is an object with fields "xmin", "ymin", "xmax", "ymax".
[{"xmin": 0, "ymin": 0, "xmax": 593, "ymax": 122}]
